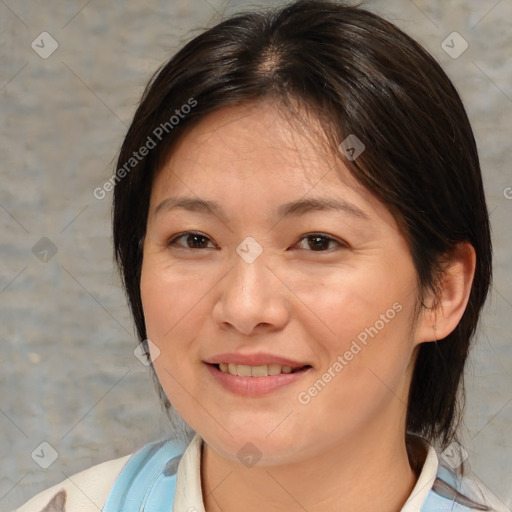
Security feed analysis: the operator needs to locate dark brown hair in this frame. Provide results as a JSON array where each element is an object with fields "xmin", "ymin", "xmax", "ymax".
[{"xmin": 112, "ymin": 0, "xmax": 492, "ymax": 448}]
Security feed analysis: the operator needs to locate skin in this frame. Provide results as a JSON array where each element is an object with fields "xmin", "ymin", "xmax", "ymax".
[{"xmin": 140, "ymin": 98, "xmax": 475, "ymax": 512}]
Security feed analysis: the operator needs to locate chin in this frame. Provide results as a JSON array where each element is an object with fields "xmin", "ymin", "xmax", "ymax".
[{"xmin": 200, "ymin": 427, "xmax": 310, "ymax": 467}]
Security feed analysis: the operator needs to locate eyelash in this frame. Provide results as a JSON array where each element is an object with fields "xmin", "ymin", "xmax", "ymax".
[{"xmin": 167, "ymin": 231, "xmax": 347, "ymax": 252}]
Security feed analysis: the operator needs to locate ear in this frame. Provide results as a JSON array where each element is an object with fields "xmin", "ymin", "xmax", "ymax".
[{"xmin": 414, "ymin": 242, "xmax": 476, "ymax": 344}]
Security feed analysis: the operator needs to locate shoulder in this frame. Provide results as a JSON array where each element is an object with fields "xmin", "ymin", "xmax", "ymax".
[
  {"xmin": 402, "ymin": 436, "xmax": 509, "ymax": 512},
  {"xmin": 14, "ymin": 453, "xmax": 132, "ymax": 512},
  {"xmin": 432, "ymin": 464, "xmax": 510, "ymax": 512}
]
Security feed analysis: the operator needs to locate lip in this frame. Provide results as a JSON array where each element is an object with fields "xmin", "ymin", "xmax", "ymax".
[
  {"xmin": 205, "ymin": 362, "xmax": 312, "ymax": 396},
  {"xmin": 205, "ymin": 352, "xmax": 310, "ymax": 368}
]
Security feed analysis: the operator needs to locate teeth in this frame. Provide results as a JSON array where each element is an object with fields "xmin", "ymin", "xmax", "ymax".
[
  {"xmin": 218, "ymin": 363, "xmax": 299, "ymax": 377},
  {"xmin": 252, "ymin": 365, "xmax": 268, "ymax": 377}
]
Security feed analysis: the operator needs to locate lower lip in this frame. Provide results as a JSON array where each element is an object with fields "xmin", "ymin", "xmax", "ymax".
[{"xmin": 205, "ymin": 363, "xmax": 311, "ymax": 396}]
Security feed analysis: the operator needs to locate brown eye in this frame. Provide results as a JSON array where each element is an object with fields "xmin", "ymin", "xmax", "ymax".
[
  {"xmin": 295, "ymin": 234, "xmax": 346, "ymax": 252},
  {"xmin": 168, "ymin": 232, "xmax": 216, "ymax": 249}
]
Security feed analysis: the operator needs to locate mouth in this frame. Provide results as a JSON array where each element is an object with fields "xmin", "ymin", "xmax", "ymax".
[
  {"xmin": 208, "ymin": 362, "xmax": 312, "ymax": 377},
  {"xmin": 205, "ymin": 361, "xmax": 312, "ymax": 396}
]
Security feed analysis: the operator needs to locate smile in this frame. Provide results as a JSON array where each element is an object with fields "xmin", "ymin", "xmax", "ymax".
[
  {"xmin": 206, "ymin": 363, "xmax": 312, "ymax": 396},
  {"xmin": 217, "ymin": 363, "xmax": 307, "ymax": 377}
]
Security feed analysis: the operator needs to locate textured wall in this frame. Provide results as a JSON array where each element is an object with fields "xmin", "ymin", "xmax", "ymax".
[{"xmin": 1, "ymin": 0, "xmax": 511, "ymax": 510}]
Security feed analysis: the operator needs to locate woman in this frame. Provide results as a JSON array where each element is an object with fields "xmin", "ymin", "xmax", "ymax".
[{"xmin": 15, "ymin": 0, "xmax": 505, "ymax": 510}]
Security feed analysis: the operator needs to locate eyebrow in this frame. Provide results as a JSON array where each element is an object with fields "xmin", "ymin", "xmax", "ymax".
[{"xmin": 154, "ymin": 196, "xmax": 369, "ymax": 221}]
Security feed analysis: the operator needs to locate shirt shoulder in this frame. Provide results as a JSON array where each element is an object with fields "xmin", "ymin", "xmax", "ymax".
[{"xmin": 14, "ymin": 453, "xmax": 132, "ymax": 512}]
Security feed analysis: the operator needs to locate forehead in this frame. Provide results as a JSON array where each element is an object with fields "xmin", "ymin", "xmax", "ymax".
[
  {"xmin": 161, "ymin": 101, "xmax": 337, "ymax": 181},
  {"xmin": 149, "ymin": 99, "xmax": 391, "ymax": 226}
]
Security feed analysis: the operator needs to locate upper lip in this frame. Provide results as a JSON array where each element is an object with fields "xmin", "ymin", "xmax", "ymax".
[{"xmin": 205, "ymin": 353, "xmax": 310, "ymax": 369}]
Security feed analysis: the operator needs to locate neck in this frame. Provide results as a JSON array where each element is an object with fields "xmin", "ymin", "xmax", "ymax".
[{"xmin": 201, "ymin": 421, "xmax": 421, "ymax": 512}]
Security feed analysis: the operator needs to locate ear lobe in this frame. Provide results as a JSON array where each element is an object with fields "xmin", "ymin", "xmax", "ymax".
[{"xmin": 415, "ymin": 242, "xmax": 476, "ymax": 345}]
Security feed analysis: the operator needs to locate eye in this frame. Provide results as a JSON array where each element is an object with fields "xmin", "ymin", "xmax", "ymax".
[
  {"xmin": 167, "ymin": 231, "xmax": 217, "ymax": 250},
  {"xmin": 294, "ymin": 233, "xmax": 347, "ymax": 252},
  {"xmin": 167, "ymin": 231, "xmax": 346, "ymax": 252}
]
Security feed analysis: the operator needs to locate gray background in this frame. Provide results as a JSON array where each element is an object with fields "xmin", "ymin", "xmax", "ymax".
[{"xmin": 1, "ymin": 0, "xmax": 511, "ymax": 510}]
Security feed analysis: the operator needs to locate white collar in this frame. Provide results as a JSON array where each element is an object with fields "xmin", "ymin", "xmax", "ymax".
[
  {"xmin": 173, "ymin": 433, "xmax": 439, "ymax": 512},
  {"xmin": 174, "ymin": 433, "xmax": 206, "ymax": 512},
  {"xmin": 400, "ymin": 443, "xmax": 439, "ymax": 511}
]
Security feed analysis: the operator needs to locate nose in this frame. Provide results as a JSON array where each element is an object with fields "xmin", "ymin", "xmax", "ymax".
[{"xmin": 212, "ymin": 249, "xmax": 290, "ymax": 336}]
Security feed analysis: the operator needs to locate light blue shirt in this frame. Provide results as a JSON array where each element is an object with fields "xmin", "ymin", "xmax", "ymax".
[{"xmin": 102, "ymin": 434, "xmax": 506, "ymax": 511}]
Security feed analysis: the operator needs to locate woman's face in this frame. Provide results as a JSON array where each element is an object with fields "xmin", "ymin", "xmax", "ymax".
[{"xmin": 140, "ymin": 99, "xmax": 426, "ymax": 465}]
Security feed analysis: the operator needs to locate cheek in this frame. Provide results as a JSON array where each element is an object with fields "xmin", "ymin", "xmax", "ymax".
[
  {"xmin": 140, "ymin": 259, "xmax": 209, "ymax": 342},
  {"xmin": 291, "ymin": 266, "xmax": 416, "ymax": 398},
  {"xmin": 140, "ymin": 266, "xmax": 194, "ymax": 412},
  {"xmin": 140, "ymin": 260, "xmax": 215, "ymax": 395},
  {"xmin": 281, "ymin": 262, "xmax": 405, "ymax": 346}
]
